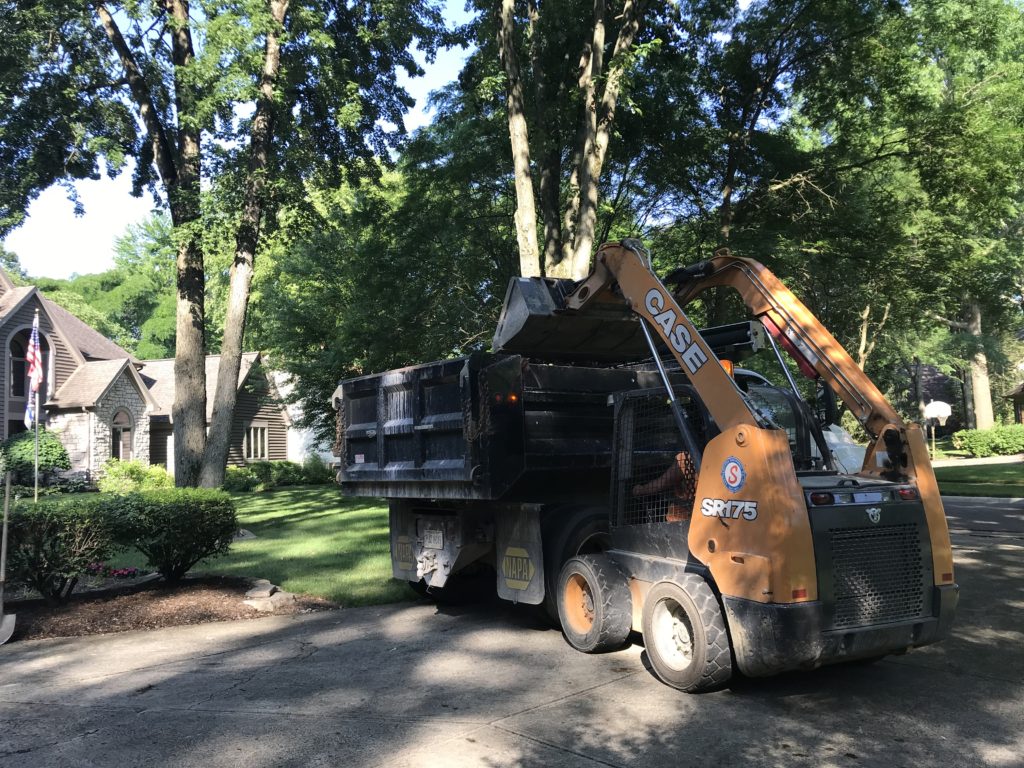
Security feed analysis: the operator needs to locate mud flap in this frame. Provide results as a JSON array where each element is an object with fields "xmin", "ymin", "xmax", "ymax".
[{"xmin": 495, "ymin": 506, "xmax": 545, "ymax": 604}]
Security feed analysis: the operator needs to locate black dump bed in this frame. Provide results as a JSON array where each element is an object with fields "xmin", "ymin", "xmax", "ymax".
[{"xmin": 333, "ymin": 353, "xmax": 669, "ymax": 501}]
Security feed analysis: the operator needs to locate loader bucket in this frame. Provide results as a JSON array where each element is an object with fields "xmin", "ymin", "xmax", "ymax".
[{"xmin": 492, "ymin": 277, "xmax": 649, "ymax": 362}]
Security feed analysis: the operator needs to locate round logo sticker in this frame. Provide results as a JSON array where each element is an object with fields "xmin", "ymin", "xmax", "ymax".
[{"xmin": 721, "ymin": 457, "xmax": 746, "ymax": 493}]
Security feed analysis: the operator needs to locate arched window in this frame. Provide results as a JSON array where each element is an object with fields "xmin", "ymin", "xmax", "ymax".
[
  {"xmin": 9, "ymin": 338, "xmax": 25, "ymax": 397},
  {"xmin": 9, "ymin": 329, "xmax": 49, "ymax": 398},
  {"xmin": 111, "ymin": 410, "xmax": 133, "ymax": 461}
]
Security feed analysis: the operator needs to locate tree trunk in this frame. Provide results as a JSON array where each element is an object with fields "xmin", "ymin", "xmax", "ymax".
[
  {"xmin": 528, "ymin": 1, "xmax": 562, "ymax": 268},
  {"xmin": 569, "ymin": 0, "xmax": 643, "ymax": 279},
  {"xmin": 966, "ymin": 300, "xmax": 995, "ymax": 430},
  {"xmin": 167, "ymin": 0, "xmax": 207, "ymax": 487},
  {"xmin": 499, "ymin": 0, "xmax": 540, "ymax": 277},
  {"xmin": 200, "ymin": 0, "xmax": 289, "ymax": 488}
]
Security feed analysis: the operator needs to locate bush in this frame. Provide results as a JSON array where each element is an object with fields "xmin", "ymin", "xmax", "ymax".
[
  {"xmin": 271, "ymin": 460, "xmax": 304, "ymax": 487},
  {"xmin": 109, "ymin": 489, "xmax": 238, "ymax": 582},
  {"xmin": 97, "ymin": 459, "xmax": 174, "ymax": 494},
  {"xmin": 302, "ymin": 454, "xmax": 335, "ymax": 484},
  {"xmin": 223, "ymin": 466, "xmax": 259, "ymax": 492},
  {"xmin": 7, "ymin": 495, "xmax": 118, "ymax": 603},
  {"xmin": 0, "ymin": 429, "xmax": 70, "ymax": 484},
  {"xmin": 951, "ymin": 424, "xmax": 1024, "ymax": 458}
]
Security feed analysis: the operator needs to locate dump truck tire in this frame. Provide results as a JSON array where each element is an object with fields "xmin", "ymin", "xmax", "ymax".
[
  {"xmin": 641, "ymin": 576, "xmax": 732, "ymax": 692},
  {"xmin": 541, "ymin": 506, "xmax": 611, "ymax": 624},
  {"xmin": 557, "ymin": 555, "xmax": 632, "ymax": 653}
]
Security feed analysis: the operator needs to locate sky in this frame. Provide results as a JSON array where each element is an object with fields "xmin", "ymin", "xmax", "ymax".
[{"xmin": 3, "ymin": 2, "xmax": 472, "ymax": 281}]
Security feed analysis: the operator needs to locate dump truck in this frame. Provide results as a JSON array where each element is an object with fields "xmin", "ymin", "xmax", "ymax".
[{"xmin": 332, "ymin": 240, "xmax": 957, "ymax": 691}]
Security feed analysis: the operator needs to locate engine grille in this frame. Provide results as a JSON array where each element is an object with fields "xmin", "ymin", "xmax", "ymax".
[{"xmin": 830, "ymin": 523, "xmax": 925, "ymax": 629}]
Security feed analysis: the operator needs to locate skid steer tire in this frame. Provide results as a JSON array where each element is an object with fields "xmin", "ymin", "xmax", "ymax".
[
  {"xmin": 557, "ymin": 555, "xmax": 632, "ymax": 653},
  {"xmin": 641, "ymin": 576, "xmax": 733, "ymax": 692},
  {"xmin": 541, "ymin": 506, "xmax": 611, "ymax": 624}
]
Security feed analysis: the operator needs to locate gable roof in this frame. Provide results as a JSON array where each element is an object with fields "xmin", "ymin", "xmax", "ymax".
[
  {"xmin": 139, "ymin": 352, "xmax": 262, "ymax": 419},
  {"xmin": 40, "ymin": 296, "xmax": 135, "ymax": 362},
  {"xmin": 48, "ymin": 358, "xmax": 159, "ymax": 410}
]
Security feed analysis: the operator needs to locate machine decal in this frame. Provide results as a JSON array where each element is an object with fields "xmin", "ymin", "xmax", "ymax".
[
  {"xmin": 501, "ymin": 546, "xmax": 536, "ymax": 590},
  {"xmin": 643, "ymin": 288, "xmax": 708, "ymax": 374},
  {"xmin": 395, "ymin": 535, "xmax": 414, "ymax": 570},
  {"xmin": 721, "ymin": 457, "xmax": 747, "ymax": 493},
  {"xmin": 701, "ymin": 498, "xmax": 758, "ymax": 521},
  {"xmin": 866, "ymin": 507, "xmax": 882, "ymax": 524}
]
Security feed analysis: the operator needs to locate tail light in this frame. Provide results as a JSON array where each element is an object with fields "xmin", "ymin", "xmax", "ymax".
[
  {"xmin": 809, "ymin": 492, "xmax": 834, "ymax": 506},
  {"xmin": 897, "ymin": 487, "xmax": 919, "ymax": 501}
]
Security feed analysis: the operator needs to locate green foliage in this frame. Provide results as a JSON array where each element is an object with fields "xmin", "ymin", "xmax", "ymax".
[
  {"xmin": 0, "ymin": 429, "xmax": 71, "ymax": 483},
  {"xmin": 7, "ymin": 496, "xmax": 118, "ymax": 603},
  {"xmin": 220, "ymin": 460, "xmax": 330, "ymax": 492},
  {"xmin": 97, "ymin": 459, "xmax": 174, "ymax": 494},
  {"xmin": 109, "ymin": 489, "xmax": 238, "ymax": 582},
  {"xmin": 951, "ymin": 425, "xmax": 1024, "ymax": 458}
]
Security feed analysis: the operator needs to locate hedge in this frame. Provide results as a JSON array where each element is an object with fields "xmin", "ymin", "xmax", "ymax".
[
  {"xmin": 222, "ymin": 457, "xmax": 334, "ymax": 492},
  {"xmin": 7, "ymin": 495, "xmax": 118, "ymax": 603},
  {"xmin": 109, "ymin": 489, "xmax": 237, "ymax": 582},
  {"xmin": 97, "ymin": 459, "xmax": 174, "ymax": 494},
  {"xmin": 0, "ymin": 429, "xmax": 70, "ymax": 483},
  {"xmin": 951, "ymin": 424, "xmax": 1024, "ymax": 458}
]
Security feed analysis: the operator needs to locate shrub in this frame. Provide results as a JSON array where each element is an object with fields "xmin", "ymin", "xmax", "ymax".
[
  {"xmin": 302, "ymin": 454, "xmax": 335, "ymax": 484},
  {"xmin": 951, "ymin": 425, "xmax": 1024, "ymax": 458},
  {"xmin": 223, "ymin": 466, "xmax": 259, "ymax": 492},
  {"xmin": 0, "ymin": 429, "xmax": 70, "ymax": 484},
  {"xmin": 97, "ymin": 459, "xmax": 174, "ymax": 494},
  {"xmin": 270, "ymin": 460, "xmax": 304, "ymax": 487},
  {"xmin": 7, "ymin": 495, "xmax": 118, "ymax": 603},
  {"xmin": 109, "ymin": 489, "xmax": 238, "ymax": 582},
  {"xmin": 247, "ymin": 461, "xmax": 275, "ymax": 490}
]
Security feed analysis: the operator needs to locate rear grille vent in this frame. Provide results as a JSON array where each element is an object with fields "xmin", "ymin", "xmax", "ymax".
[{"xmin": 830, "ymin": 524, "xmax": 924, "ymax": 629}]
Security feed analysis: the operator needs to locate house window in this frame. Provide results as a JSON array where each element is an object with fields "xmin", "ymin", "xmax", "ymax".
[
  {"xmin": 9, "ymin": 330, "xmax": 49, "ymax": 398},
  {"xmin": 111, "ymin": 410, "xmax": 133, "ymax": 461},
  {"xmin": 244, "ymin": 424, "xmax": 268, "ymax": 461}
]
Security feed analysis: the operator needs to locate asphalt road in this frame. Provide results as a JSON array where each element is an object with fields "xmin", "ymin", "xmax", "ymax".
[{"xmin": 1, "ymin": 497, "xmax": 1021, "ymax": 768}]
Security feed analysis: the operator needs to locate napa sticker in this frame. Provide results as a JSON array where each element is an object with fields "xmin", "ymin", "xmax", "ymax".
[
  {"xmin": 502, "ymin": 546, "xmax": 536, "ymax": 591},
  {"xmin": 721, "ymin": 457, "xmax": 746, "ymax": 493},
  {"xmin": 701, "ymin": 498, "xmax": 758, "ymax": 521}
]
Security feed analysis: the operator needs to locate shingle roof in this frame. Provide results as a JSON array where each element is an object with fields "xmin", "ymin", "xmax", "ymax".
[
  {"xmin": 0, "ymin": 286, "xmax": 34, "ymax": 318},
  {"xmin": 139, "ymin": 353, "xmax": 261, "ymax": 419},
  {"xmin": 48, "ymin": 359, "xmax": 127, "ymax": 408},
  {"xmin": 41, "ymin": 296, "xmax": 134, "ymax": 362}
]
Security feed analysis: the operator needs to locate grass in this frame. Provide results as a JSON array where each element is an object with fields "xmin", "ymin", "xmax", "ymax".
[
  {"xmin": 934, "ymin": 464, "xmax": 1024, "ymax": 498},
  {"xmin": 113, "ymin": 485, "xmax": 412, "ymax": 606}
]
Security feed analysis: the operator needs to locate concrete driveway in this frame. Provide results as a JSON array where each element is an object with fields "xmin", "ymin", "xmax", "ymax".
[{"xmin": 1, "ymin": 503, "xmax": 1021, "ymax": 767}]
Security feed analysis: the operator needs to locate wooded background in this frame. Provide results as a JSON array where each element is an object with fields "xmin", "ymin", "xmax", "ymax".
[{"xmin": 2, "ymin": 0, "xmax": 1022, "ymax": 476}]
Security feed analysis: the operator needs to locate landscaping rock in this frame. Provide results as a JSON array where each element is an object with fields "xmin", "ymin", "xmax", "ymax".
[
  {"xmin": 242, "ymin": 590, "xmax": 297, "ymax": 613},
  {"xmin": 244, "ymin": 579, "xmax": 278, "ymax": 599}
]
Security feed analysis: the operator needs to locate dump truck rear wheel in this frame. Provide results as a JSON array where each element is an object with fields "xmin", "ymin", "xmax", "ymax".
[
  {"xmin": 557, "ymin": 555, "xmax": 632, "ymax": 653},
  {"xmin": 642, "ymin": 577, "xmax": 732, "ymax": 692},
  {"xmin": 541, "ymin": 506, "xmax": 611, "ymax": 624}
]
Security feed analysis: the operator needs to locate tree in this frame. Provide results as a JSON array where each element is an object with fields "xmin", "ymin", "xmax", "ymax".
[{"xmin": 2, "ymin": 1, "xmax": 443, "ymax": 485}]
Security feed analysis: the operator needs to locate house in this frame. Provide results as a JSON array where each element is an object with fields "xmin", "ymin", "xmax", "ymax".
[{"xmin": 0, "ymin": 268, "xmax": 291, "ymax": 479}]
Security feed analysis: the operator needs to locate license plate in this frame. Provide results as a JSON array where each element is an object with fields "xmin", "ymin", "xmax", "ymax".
[
  {"xmin": 423, "ymin": 528, "xmax": 443, "ymax": 550},
  {"xmin": 854, "ymin": 491, "xmax": 883, "ymax": 504}
]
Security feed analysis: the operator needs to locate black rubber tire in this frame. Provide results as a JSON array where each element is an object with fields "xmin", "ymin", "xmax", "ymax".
[
  {"xmin": 556, "ymin": 555, "xmax": 633, "ymax": 653},
  {"xmin": 541, "ymin": 506, "xmax": 611, "ymax": 624},
  {"xmin": 641, "ymin": 576, "xmax": 733, "ymax": 692}
]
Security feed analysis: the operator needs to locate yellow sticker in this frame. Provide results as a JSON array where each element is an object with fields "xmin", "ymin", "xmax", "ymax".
[
  {"xmin": 502, "ymin": 546, "xmax": 536, "ymax": 590},
  {"xmin": 396, "ymin": 535, "xmax": 414, "ymax": 571}
]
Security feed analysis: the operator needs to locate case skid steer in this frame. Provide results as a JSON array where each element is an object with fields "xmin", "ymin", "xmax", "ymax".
[{"xmin": 334, "ymin": 240, "xmax": 957, "ymax": 691}]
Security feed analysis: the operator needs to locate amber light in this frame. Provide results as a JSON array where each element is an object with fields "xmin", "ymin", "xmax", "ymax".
[
  {"xmin": 792, "ymin": 588, "xmax": 808, "ymax": 599},
  {"xmin": 507, "ymin": 393, "xmax": 519, "ymax": 403},
  {"xmin": 809, "ymin": 492, "xmax": 834, "ymax": 506},
  {"xmin": 897, "ymin": 487, "xmax": 920, "ymax": 501}
]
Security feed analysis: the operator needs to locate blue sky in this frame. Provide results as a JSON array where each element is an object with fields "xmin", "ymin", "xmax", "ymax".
[{"xmin": 4, "ymin": 2, "xmax": 472, "ymax": 280}]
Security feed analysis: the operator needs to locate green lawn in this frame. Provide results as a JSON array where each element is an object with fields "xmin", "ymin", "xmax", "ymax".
[
  {"xmin": 934, "ymin": 463, "xmax": 1024, "ymax": 498},
  {"xmin": 114, "ymin": 486, "xmax": 412, "ymax": 606}
]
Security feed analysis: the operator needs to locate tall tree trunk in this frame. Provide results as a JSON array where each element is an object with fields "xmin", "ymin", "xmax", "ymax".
[
  {"xmin": 527, "ymin": 0, "xmax": 562, "ymax": 268},
  {"xmin": 966, "ymin": 300, "xmax": 995, "ymax": 430},
  {"xmin": 569, "ymin": 0, "xmax": 642, "ymax": 279},
  {"xmin": 200, "ymin": 0, "xmax": 289, "ymax": 488},
  {"xmin": 167, "ymin": 0, "xmax": 207, "ymax": 487},
  {"xmin": 499, "ymin": 0, "xmax": 540, "ymax": 277}
]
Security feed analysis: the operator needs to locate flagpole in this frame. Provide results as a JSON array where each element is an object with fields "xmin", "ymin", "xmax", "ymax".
[{"xmin": 33, "ymin": 388, "xmax": 39, "ymax": 503}]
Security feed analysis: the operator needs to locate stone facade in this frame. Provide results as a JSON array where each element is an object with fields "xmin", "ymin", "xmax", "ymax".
[
  {"xmin": 48, "ymin": 411, "xmax": 92, "ymax": 474},
  {"xmin": 91, "ymin": 372, "xmax": 150, "ymax": 472}
]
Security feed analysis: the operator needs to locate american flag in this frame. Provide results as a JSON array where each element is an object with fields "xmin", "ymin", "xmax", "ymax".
[{"xmin": 24, "ymin": 312, "xmax": 42, "ymax": 428}]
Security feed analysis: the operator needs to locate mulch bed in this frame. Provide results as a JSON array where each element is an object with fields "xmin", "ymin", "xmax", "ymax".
[{"xmin": 4, "ymin": 576, "xmax": 337, "ymax": 642}]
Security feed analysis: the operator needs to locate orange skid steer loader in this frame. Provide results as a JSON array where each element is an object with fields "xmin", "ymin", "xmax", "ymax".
[{"xmin": 333, "ymin": 240, "xmax": 957, "ymax": 691}]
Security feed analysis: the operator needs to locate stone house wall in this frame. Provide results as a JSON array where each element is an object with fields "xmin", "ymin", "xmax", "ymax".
[
  {"xmin": 47, "ymin": 411, "xmax": 91, "ymax": 474},
  {"xmin": 91, "ymin": 373, "xmax": 150, "ymax": 471}
]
